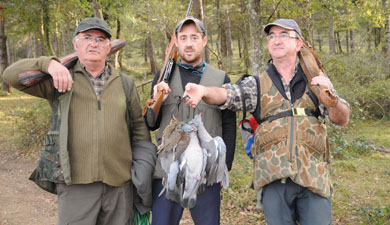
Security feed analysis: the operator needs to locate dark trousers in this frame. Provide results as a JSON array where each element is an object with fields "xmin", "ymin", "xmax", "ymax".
[
  {"xmin": 57, "ymin": 182, "xmax": 133, "ymax": 225},
  {"xmin": 262, "ymin": 178, "xmax": 332, "ymax": 225},
  {"xmin": 151, "ymin": 179, "xmax": 221, "ymax": 225}
]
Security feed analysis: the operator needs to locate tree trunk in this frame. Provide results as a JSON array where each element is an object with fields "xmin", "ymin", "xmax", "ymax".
[
  {"xmin": 336, "ymin": 31, "xmax": 342, "ymax": 54},
  {"xmin": 61, "ymin": 29, "xmax": 66, "ymax": 55},
  {"xmin": 225, "ymin": 0, "xmax": 233, "ymax": 58},
  {"xmin": 238, "ymin": 36, "xmax": 242, "ymax": 58},
  {"xmin": 0, "ymin": 2, "xmax": 10, "ymax": 92},
  {"xmin": 346, "ymin": 30, "xmax": 349, "ymax": 55},
  {"xmin": 147, "ymin": 32, "xmax": 157, "ymax": 75},
  {"xmin": 214, "ymin": 0, "xmax": 222, "ymax": 68},
  {"xmin": 317, "ymin": 30, "xmax": 322, "ymax": 52},
  {"xmin": 53, "ymin": 23, "xmax": 60, "ymax": 56},
  {"xmin": 374, "ymin": 27, "xmax": 381, "ymax": 48},
  {"xmin": 248, "ymin": 0, "xmax": 264, "ymax": 75},
  {"xmin": 328, "ymin": 13, "xmax": 335, "ymax": 55},
  {"xmin": 143, "ymin": 38, "xmax": 148, "ymax": 63},
  {"xmin": 89, "ymin": 0, "xmax": 104, "ymax": 19},
  {"xmin": 240, "ymin": 0, "xmax": 249, "ymax": 73},
  {"xmin": 383, "ymin": 0, "xmax": 390, "ymax": 55},
  {"xmin": 28, "ymin": 34, "xmax": 33, "ymax": 58},
  {"xmin": 32, "ymin": 34, "xmax": 37, "ymax": 58},
  {"xmin": 146, "ymin": 2, "xmax": 157, "ymax": 75},
  {"xmin": 367, "ymin": 27, "xmax": 372, "ymax": 50},
  {"xmin": 193, "ymin": 0, "xmax": 209, "ymax": 62},
  {"xmin": 217, "ymin": 0, "xmax": 227, "ymax": 58},
  {"xmin": 160, "ymin": 30, "xmax": 167, "ymax": 61},
  {"xmin": 350, "ymin": 30, "xmax": 355, "ymax": 53},
  {"xmin": 294, "ymin": 0, "xmax": 311, "ymax": 41},
  {"xmin": 41, "ymin": 1, "xmax": 55, "ymax": 56},
  {"xmin": 114, "ymin": 18, "xmax": 122, "ymax": 68}
]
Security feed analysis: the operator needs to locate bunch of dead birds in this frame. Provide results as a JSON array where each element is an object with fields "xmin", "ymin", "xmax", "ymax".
[{"xmin": 158, "ymin": 114, "xmax": 229, "ymax": 208}]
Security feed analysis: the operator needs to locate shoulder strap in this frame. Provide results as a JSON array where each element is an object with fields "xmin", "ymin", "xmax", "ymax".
[
  {"xmin": 251, "ymin": 75, "xmax": 262, "ymax": 124},
  {"xmin": 119, "ymin": 73, "xmax": 134, "ymax": 142},
  {"xmin": 235, "ymin": 74, "xmax": 251, "ymax": 121},
  {"xmin": 235, "ymin": 74, "xmax": 261, "ymax": 132}
]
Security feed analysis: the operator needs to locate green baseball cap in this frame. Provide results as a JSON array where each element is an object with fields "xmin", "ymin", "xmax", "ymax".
[
  {"xmin": 74, "ymin": 17, "xmax": 111, "ymax": 39},
  {"xmin": 175, "ymin": 17, "xmax": 206, "ymax": 36}
]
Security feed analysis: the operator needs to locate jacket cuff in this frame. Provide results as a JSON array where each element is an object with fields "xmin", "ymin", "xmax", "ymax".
[{"xmin": 38, "ymin": 56, "xmax": 60, "ymax": 74}]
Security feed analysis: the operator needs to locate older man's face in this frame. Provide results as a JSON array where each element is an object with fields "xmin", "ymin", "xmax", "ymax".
[
  {"xmin": 266, "ymin": 26, "xmax": 302, "ymax": 61},
  {"xmin": 73, "ymin": 30, "xmax": 111, "ymax": 65}
]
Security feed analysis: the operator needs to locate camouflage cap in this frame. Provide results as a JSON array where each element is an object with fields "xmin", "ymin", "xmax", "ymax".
[
  {"xmin": 264, "ymin": 18, "xmax": 302, "ymax": 37},
  {"xmin": 74, "ymin": 17, "xmax": 111, "ymax": 39},
  {"xmin": 175, "ymin": 17, "xmax": 206, "ymax": 36}
]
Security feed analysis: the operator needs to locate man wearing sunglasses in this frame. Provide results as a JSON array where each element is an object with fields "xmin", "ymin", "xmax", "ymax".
[
  {"xmin": 4, "ymin": 17, "xmax": 151, "ymax": 224},
  {"xmin": 182, "ymin": 18, "xmax": 350, "ymax": 225}
]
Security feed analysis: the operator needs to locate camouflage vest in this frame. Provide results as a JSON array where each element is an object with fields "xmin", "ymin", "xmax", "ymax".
[{"xmin": 252, "ymin": 71, "xmax": 331, "ymax": 198}]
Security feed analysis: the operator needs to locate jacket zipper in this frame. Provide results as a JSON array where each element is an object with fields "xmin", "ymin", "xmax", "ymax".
[{"xmin": 289, "ymin": 103, "xmax": 294, "ymax": 163}]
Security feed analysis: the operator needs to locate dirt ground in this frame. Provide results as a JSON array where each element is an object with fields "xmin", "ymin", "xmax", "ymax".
[
  {"xmin": 0, "ymin": 151, "xmax": 57, "ymax": 225},
  {"xmin": 0, "ymin": 151, "xmax": 195, "ymax": 225}
]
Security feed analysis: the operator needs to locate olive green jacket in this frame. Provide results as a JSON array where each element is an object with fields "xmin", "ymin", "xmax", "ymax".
[{"xmin": 4, "ymin": 56, "xmax": 151, "ymax": 193}]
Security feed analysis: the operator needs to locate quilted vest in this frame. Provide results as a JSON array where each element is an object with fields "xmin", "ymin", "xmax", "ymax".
[{"xmin": 252, "ymin": 71, "xmax": 331, "ymax": 198}]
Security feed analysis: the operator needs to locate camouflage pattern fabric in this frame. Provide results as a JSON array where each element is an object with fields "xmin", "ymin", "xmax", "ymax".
[{"xmin": 252, "ymin": 71, "xmax": 331, "ymax": 198}]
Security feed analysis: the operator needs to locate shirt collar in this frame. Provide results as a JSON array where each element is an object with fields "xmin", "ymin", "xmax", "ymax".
[
  {"xmin": 80, "ymin": 61, "xmax": 109, "ymax": 79},
  {"xmin": 178, "ymin": 60, "xmax": 207, "ymax": 77}
]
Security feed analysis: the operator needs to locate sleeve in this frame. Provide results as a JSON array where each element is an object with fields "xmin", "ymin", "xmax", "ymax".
[
  {"xmin": 3, "ymin": 56, "xmax": 59, "ymax": 100},
  {"xmin": 219, "ymin": 75, "xmax": 259, "ymax": 114},
  {"xmin": 221, "ymin": 74, "xmax": 237, "ymax": 171},
  {"xmin": 129, "ymin": 80, "xmax": 152, "ymax": 142}
]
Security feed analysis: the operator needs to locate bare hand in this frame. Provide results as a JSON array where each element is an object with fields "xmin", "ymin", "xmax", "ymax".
[
  {"xmin": 153, "ymin": 81, "xmax": 170, "ymax": 101},
  {"xmin": 48, "ymin": 60, "xmax": 73, "ymax": 92},
  {"xmin": 183, "ymin": 83, "xmax": 205, "ymax": 108},
  {"xmin": 311, "ymin": 71, "xmax": 334, "ymax": 90}
]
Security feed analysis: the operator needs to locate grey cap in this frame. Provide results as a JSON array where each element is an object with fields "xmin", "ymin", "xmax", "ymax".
[
  {"xmin": 175, "ymin": 17, "xmax": 206, "ymax": 35},
  {"xmin": 74, "ymin": 17, "xmax": 111, "ymax": 39},
  {"xmin": 264, "ymin": 18, "xmax": 302, "ymax": 37}
]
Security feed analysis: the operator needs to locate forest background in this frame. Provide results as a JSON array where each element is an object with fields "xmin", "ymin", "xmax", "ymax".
[{"xmin": 0, "ymin": 0, "xmax": 389, "ymax": 224}]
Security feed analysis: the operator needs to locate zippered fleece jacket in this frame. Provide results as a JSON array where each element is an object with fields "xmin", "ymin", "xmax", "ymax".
[{"xmin": 4, "ymin": 56, "xmax": 151, "ymax": 194}]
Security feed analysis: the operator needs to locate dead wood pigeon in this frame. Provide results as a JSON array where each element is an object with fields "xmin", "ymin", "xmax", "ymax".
[
  {"xmin": 158, "ymin": 115, "xmax": 190, "ymax": 200},
  {"xmin": 195, "ymin": 114, "xmax": 229, "ymax": 188},
  {"xmin": 179, "ymin": 120, "xmax": 207, "ymax": 208}
]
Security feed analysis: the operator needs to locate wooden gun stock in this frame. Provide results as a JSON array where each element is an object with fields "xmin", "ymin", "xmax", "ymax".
[
  {"xmin": 142, "ymin": 34, "xmax": 178, "ymax": 128},
  {"xmin": 298, "ymin": 40, "xmax": 338, "ymax": 108},
  {"xmin": 142, "ymin": 0, "xmax": 193, "ymax": 127},
  {"xmin": 18, "ymin": 39, "xmax": 127, "ymax": 86}
]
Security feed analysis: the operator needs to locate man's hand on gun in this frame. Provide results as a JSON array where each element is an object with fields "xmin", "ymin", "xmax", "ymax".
[
  {"xmin": 311, "ymin": 71, "xmax": 334, "ymax": 90},
  {"xmin": 48, "ymin": 59, "xmax": 73, "ymax": 93},
  {"xmin": 154, "ymin": 81, "xmax": 171, "ymax": 102}
]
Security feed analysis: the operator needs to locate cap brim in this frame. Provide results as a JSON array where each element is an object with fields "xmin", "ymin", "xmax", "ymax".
[
  {"xmin": 264, "ymin": 23, "xmax": 295, "ymax": 34},
  {"xmin": 176, "ymin": 18, "xmax": 205, "ymax": 35},
  {"xmin": 76, "ymin": 27, "xmax": 111, "ymax": 38}
]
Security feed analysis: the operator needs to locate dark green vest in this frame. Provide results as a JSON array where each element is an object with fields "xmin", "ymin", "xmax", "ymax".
[{"xmin": 153, "ymin": 64, "xmax": 226, "ymax": 178}]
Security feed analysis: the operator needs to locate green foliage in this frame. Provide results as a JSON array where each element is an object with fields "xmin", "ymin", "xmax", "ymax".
[
  {"xmin": 328, "ymin": 123, "xmax": 372, "ymax": 160},
  {"xmin": 320, "ymin": 52, "xmax": 390, "ymax": 120},
  {"xmin": 0, "ymin": 89, "xmax": 10, "ymax": 97},
  {"xmin": 356, "ymin": 205, "xmax": 390, "ymax": 225},
  {"xmin": 11, "ymin": 100, "xmax": 50, "ymax": 156}
]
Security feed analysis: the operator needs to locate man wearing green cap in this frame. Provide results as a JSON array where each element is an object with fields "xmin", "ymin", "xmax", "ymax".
[
  {"xmin": 3, "ymin": 17, "xmax": 151, "ymax": 224},
  {"xmin": 147, "ymin": 17, "xmax": 236, "ymax": 225},
  {"xmin": 181, "ymin": 18, "xmax": 351, "ymax": 225}
]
